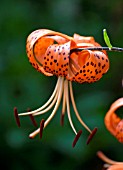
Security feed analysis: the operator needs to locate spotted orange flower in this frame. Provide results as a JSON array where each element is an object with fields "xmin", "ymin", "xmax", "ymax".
[
  {"xmin": 97, "ymin": 151, "xmax": 123, "ymax": 170},
  {"xmin": 14, "ymin": 29, "xmax": 110, "ymax": 147},
  {"xmin": 105, "ymin": 98, "xmax": 123, "ymax": 143}
]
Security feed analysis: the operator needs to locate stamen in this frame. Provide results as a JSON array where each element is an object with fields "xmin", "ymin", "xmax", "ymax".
[
  {"xmin": 61, "ymin": 83, "xmax": 66, "ymax": 126},
  {"xmin": 60, "ymin": 113, "xmax": 65, "ymax": 126},
  {"xmin": 72, "ymin": 130, "xmax": 82, "ymax": 147},
  {"xmin": 40, "ymin": 119, "xmax": 45, "ymax": 138},
  {"xmin": 29, "ymin": 115, "xmax": 37, "ymax": 127},
  {"xmin": 64, "ymin": 79, "xmax": 77, "ymax": 135},
  {"xmin": 33, "ymin": 92, "xmax": 58, "ymax": 116},
  {"xmin": 44, "ymin": 77, "xmax": 64, "ymax": 128},
  {"xmin": 18, "ymin": 77, "xmax": 60, "ymax": 116},
  {"xmin": 29, "ymin": 77, "xmax": 64, "ymax": 138},
  {"xmin": 69, "ymin": 81, "xmax": 92, "ymax": 133},
  {"xmin": 29, "ymin": 128, "xmax": 40, "ymax": 139},
  {"xmin": 86, "ymin": 127, "xmax": 98, "ymax": 145},
  {"xmin": 14, "ymin": 107, "xmax": 20, "ymax": 127},
  {"xmin": 27, "ymin": 108, "xmax": 38, "ymax": 127}
]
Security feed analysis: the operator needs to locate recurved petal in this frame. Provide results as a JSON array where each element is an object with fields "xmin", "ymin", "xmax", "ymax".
[
  {"xmin": 115, "ymin": 119, "xmax": 123, "ymax": 143},
  {"xmin": 69, "ymin": 49, "xmax": 109, "ymax": 83},
  {"xmin": 26, "ymin": 29, "xmax": 76, "ymax": 76},
  {"xmin": 104, "ymin": 98, "xmax": 123, "ymax": 142},
  {"xmin": 73, "ymin": 33, "xmax": 101, "ymax": 47}
]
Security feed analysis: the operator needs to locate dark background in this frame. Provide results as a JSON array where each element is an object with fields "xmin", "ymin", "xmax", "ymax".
[{"xmin": 0, "ymin": 0, "xmax": 123, "ymax": 169}]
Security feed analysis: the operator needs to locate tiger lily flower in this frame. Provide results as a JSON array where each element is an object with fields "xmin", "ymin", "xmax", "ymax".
[
  {"xmin": 105, "ymin": 98, "xmax": 123, "ymax": 143},
  {"xmin": 14, "ymin": 29, "xmax": 111, "ymax": 147}
]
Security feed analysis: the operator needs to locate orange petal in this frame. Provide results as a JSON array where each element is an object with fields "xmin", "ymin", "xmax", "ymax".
[
  {"xmin": 105, "ymin": 98, "xmax": 123, "ymax": 142},
  {"xmin": 26, "ymin": 29, "xmax": 76, "ymax": 76},
  {"xmin": 116, "ymin": 119, "xmax": 123, "ymax": 143},
  {"xmin": 68, "ymin": 49, "xmax": 109, "ymax": 83}
]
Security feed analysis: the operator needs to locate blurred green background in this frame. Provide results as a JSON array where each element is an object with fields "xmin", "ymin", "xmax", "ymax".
[{"xmin": 0, "ymin": 0, "xmax": 123, "ymax": 169}]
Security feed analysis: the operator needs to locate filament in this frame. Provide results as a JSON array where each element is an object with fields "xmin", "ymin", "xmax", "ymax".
[
  {"xmin": 33, "ymin": 91, "xmax": 58, "ymax": 116},
  {"xmin": 69, "ymin": 81, "xmax": 92, "ymax": 133},
  {"xmin": 61, "ymin": 83, "xmax": 66, "ymax": 126},
  {"xmin": 64, "ymin": 79, "xmax": 77, "ymax": 135},
  {"xmin": 43, "ymin": 77, "xmax": 64, "ymax": 128},
  {"xmin": 19, "ymin": 77, "xmax": 60, "ymax": 116},
  {"xmin": 62, "ymin": 81, "xmax": 66, "ymax": 115},
  {"xmin": 29, "ymin": 77, "xmax": 64, "ymax": 138}
]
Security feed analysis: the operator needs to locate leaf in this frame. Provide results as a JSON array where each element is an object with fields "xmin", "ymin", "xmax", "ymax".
[{"xmin": 103, "ymin": 29, "xmax": 112, "ymax": 48}]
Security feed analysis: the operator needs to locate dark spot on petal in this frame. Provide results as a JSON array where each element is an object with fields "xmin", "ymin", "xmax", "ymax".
[{"xmin": 54, "ymin": 59, "xmax": 57, "ymax": 63}]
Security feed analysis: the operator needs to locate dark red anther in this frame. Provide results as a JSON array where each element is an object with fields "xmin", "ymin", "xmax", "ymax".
[
  {"xmin": 14, "ymin": 107, "xmax": 20, "ymax": 127},
  {"xmin": 27, "ymin": 108, "xmax": 37, "ymax": 127},
  {"xmin": 60, "ymin": 113, "xmax": 65, "ymax": 126},
  {"xmin": 40, "ymin": 119, "xmax": 45, "ymax": 139},
  {"xmin": 86, "ymin": 127, "xmax": 98, "ymax": 145},
  {"xmin": 29, "ymin": 115, "xmax": 37, "ymax": 127},
  {"xmin": 72, "ymin": 130, "xmax": 82, "ymax": 147}
]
